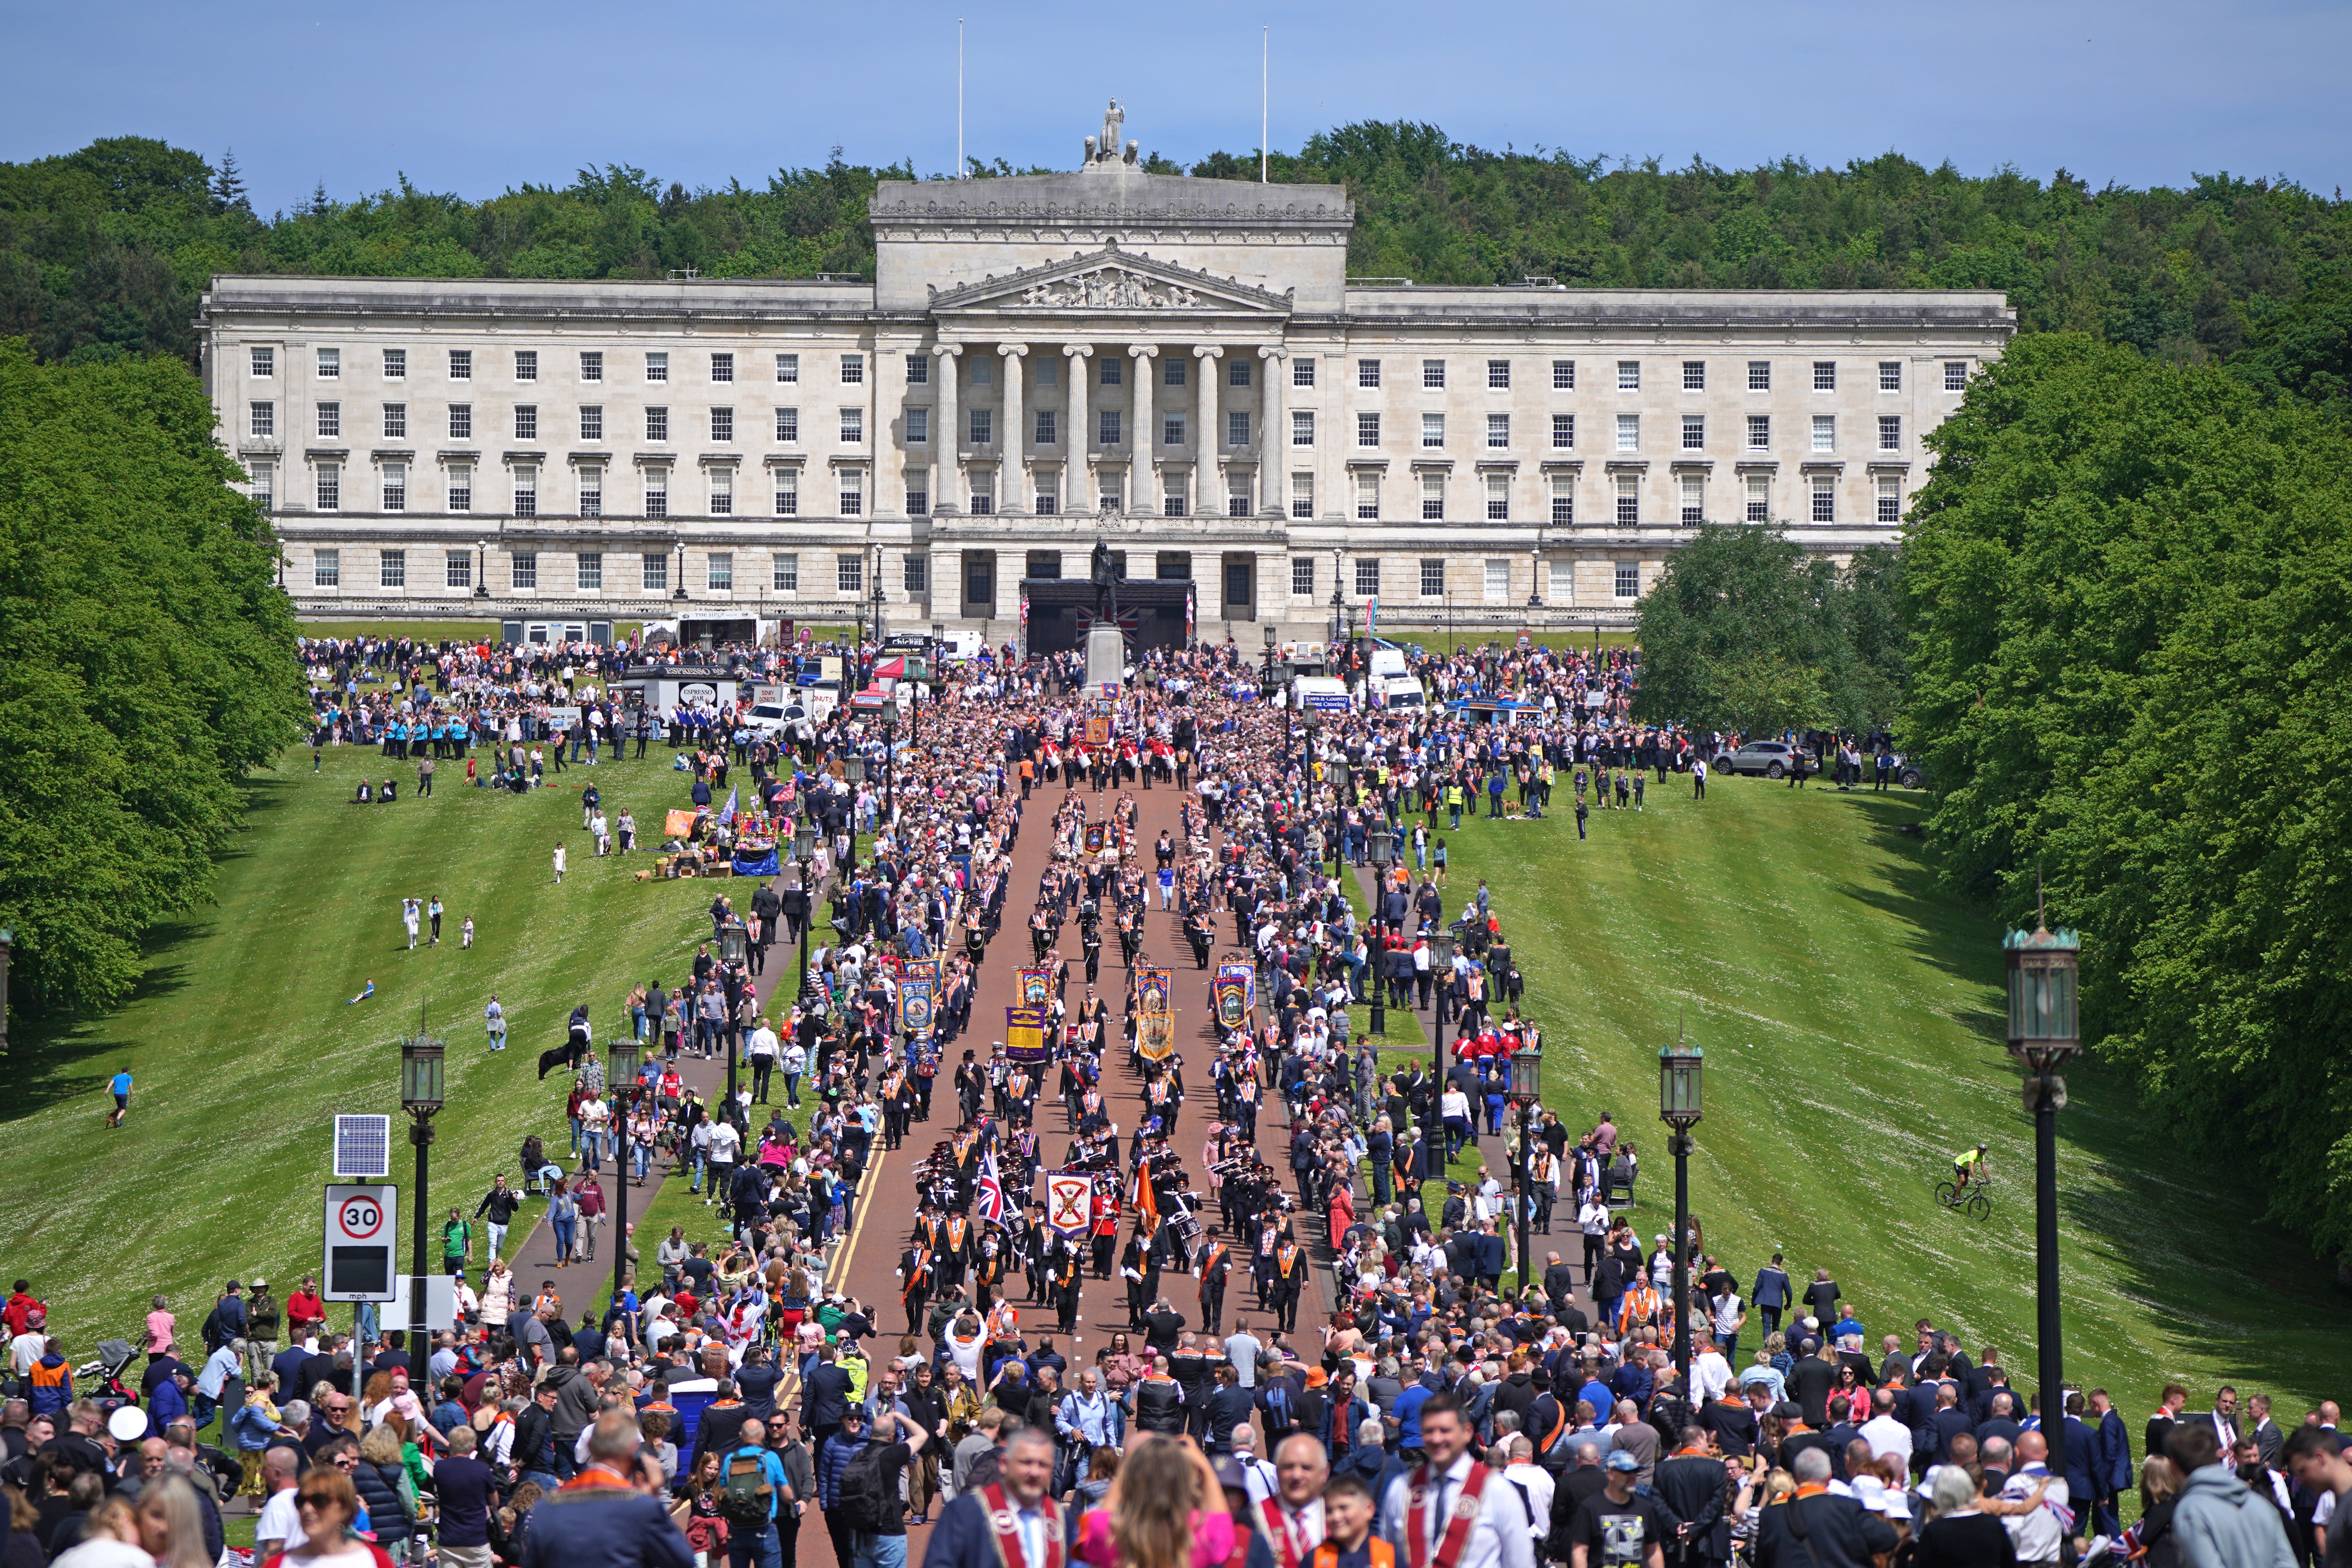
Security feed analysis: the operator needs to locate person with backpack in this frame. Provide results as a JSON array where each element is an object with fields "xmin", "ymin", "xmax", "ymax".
[
  {"xmin": 719, "ymin": 1415, "xmax": 793, "ymax": 1568},
  {"xmin": 818, "ymin": 1403, "xmax": 928, "ymax": 1568}
]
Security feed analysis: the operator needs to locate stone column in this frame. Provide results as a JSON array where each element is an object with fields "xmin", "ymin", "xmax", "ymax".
[
  {"xmin": 932, "ymin": 344, "xmax": 963, "ymax": 514},
  {"xmin": 1063, "ymin": 344, "xmax": 1093, "ymax": 512},
  {"xmin": 1258, "ymin": 345, "xmax": 1287, "ymax": 517},
  {"xmin": 998, "ymin": 343, "xmax": 1028, "ymax": 514},
  {"xmin": 1193, "ymin": 345, "xmax": 1223, "ymax": 517},
  {"xmin": 1129, "ymin": 344, "xmax": 1158, "ymax": 514}
]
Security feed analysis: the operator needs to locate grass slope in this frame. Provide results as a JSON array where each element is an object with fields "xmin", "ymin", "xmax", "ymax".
[
  {"xmin": 1426, "ymin": 770, "xmax": 2352, "ymax": 1413},
  {"xmin": 1, "ymin": 745, "xmax": 719, "ymax": 1352}
]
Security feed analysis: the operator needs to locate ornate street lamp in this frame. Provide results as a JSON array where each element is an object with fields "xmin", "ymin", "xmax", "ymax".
[
  {"xmin": 880, "ymin": 704, "xmax": 899, "ymax": 824},
  {"xmin": 1509, "ymin": 1039, "xmax": 1543, "ymax": 1288},
  {"xmin": 1658, "ymin": 1033, "xmax": 1704, "ymax": 1385},
  {"xmin": 475, "ymin": 539, "xmax": 491, "ymax": 599},
  {"xmin": 607, "ymin": 1032, "xmax": 643, "ymax": 1307},
  {"xmin": 790, "ymin": 821, "xmax": 819, "ymax": 993},
  {"xmin": 844, "ymin": 749, "xmax": 866, "ymax": 786},
  {"xmin": 2006, "ymin": 897, "xmax": 2081, "ymax": 1474},
  {"xmin": 399, "ymin": 1028, "xmax": 445, "ymax": 1359}
]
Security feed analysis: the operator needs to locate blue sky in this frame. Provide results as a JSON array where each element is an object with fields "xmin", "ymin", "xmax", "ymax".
[{"xmin": 6, "ymin": 0, "xmax": 2346, "ymax": 212}]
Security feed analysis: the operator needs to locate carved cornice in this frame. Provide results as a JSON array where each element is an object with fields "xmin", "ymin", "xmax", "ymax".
[{"xmin": 928, "ymin": 241, "xmax": 1294, "ymax": 316}]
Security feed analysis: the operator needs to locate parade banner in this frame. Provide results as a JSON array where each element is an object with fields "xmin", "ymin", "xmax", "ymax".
[
  {"xmin": 1045, "ymin": 1170, "xmax": 1094, "ymax": 1237},
  {"xmin": 1083, "ymin": 822, "xmax": 1108, "ymax": 854},
  {"xmin": 1004, "ymin": 1005, "xmax": 1052, "ymax": 1063},
  {"xmin": 1017, "ymin": 967, "xmax": 1053, "ymax": 1008},
  {"xmin": 895, "ymin": 978, "xmax": 936, "ymax": 1037},
  {"xmin": 1214, "ymin": 962, "xmax": 1254, "ymax": 1031},
  {"xmin": 900, "ymin": 956, "xmax": 942, "ymax": 985},
  {"xmin": 1085, "ymin": 715, "xmax": 1111, "ymax": 746},
  {"xmin": 1136, "ymin": 965, "xmax": 1176, "ymax": 1063}
]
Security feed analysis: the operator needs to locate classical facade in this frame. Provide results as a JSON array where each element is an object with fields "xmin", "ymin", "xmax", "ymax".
[{"xmin": 198, "ymin": 108, "xmax": 2015, "ymax": 644}]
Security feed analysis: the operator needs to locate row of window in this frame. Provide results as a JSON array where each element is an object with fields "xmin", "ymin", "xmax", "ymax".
[
  {"xmin": 313, "ymin": 542, "xmax": 1649, "ymax": 604},
  {"xmin": 1285, "ymin": 556, "xmax": 1643, "ymax": 602},
  {"xmin": 252, "ymin": 343, "xmax": 1976, "ymax": 396},
  {"xmin": 256, "ymin": 347, "xmax": 866, "ymax": 387},
  {"xmin": 1338, "ymin": 412, "xmax": 1904, "ymax": 453},
  {"xmin": 255, "ymin": 397, "xmax": 1910, "ymax": 459},
  {"xmin": 314, "ymin": 546, "xmax": 898, "ymax": 596},
  {"xmin": 272, "ymin": 458, "xmax": 1898, "ymax": 528}
]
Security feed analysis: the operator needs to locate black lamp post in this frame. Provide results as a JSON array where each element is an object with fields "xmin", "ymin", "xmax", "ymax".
[
  {"xmin": 881, "ymin": 704, "xmax": 898, "ymax": 827},
  {"xmin": 2006, "ymin": 902, "xmax": 2081, "ymax": 1474},
  {"xmin": 475, "ymin": 539, "xmax": 490, "ymax": 599},
  {"xmin": 718, "ymin": 918, "xmax": 748, "ymax": 1105},
  {"xmin": 1428, "ymin": 922, "xmax": 1454, "ymax": 1145},
  {"xmin": 1658, "ymin": 1034, "xmax": 1704, "ymax": 1387},
  {"xmin": 399, "ymin": 1028, "xmax": 445, "ymax": 1361},
  {"xmin": 607, "ymin": 1032, "xmax": 642, "ymax": 1310},
  {"xmin": 791, "ymin": 820, "xmax": 818, "ymax": 996},
  {"xmin": 1509, "ymin": 1039, "xmax": 1542, "ymax": 1289},
  {"xmin": 868, "ymin": 546, "xmax": 885, "ymax": 652}
]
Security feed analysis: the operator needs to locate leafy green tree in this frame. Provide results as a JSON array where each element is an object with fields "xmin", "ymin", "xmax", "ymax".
[
  {"xmin": 1631, "ymin": 523, "xmax": 1896, "ymax": 734},
  {"xmin": 1899, "ymin": 330, "xmax": 2352, "ymax": 1255},
  {"xmin": 0, "ymin": 339, "xmax": 308, "ymax": 1011}
]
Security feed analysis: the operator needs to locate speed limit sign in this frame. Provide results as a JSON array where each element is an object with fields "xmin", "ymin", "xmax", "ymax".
[{"xmin": 323, "ymin": 1182, "xmax": 398, "ymax": 1303}]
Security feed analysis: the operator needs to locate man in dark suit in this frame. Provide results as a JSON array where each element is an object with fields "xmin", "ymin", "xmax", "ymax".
[
  {"xmin": 1799, "ymin": 1270, "xmax": 1840, "ymax": 1327},
  {"xmin": 1653, "ymin": 1427, "xmax": 1731, "ymax": 1567},
  {"xmin": 1973, "ymin": 1392, "xmax": 2024, "ymax": 1454},
  {"xmin": 1542, "ymin": 1253, "xmax": 1582, "ymax": 1316},
  {"xmin": 1751, "ymin": 1449, "xmax": 1896, "ymax": 1568},
  {"xmin": 1929, "ymin": 1385, "xmax": 1975, "ymax": 1464},
  {"xmin": 1472, "ymin": 1224, "xmax": 1506, "ymax": 1292},
  {"xmin": 1699, "ymin": 1385, "xmax": 1764, "ymax": 1460},
  {"xmin": 800, "ymin": 1343, "xmax": 856, "ymax": 1457},
  {"xmin": 2088, "ymin": 1388, "xmax": 2134, "ymax": 1537},
  {"xmin": 1751, "ymin": 1255, "xmax": 1793, "ymax": 1338}
]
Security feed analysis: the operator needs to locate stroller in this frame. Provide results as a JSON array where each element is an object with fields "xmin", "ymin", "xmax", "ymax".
[{"xmin": 72, "ymin": 1338, "xmax": 139, "ymax": 1414}]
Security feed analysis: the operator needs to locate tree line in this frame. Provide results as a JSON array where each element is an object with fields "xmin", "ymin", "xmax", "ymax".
[
  {"xmin": 0, "ymin": 340, "xmax": 308, "ymax": 1015},
  {"xmin": 3, "ymin": 127, "xmax": 2347, "ymax": 365}
]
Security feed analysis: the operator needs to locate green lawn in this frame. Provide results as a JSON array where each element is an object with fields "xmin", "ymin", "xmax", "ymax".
[
  {"xmin": 1428, "ymin": 770, "xmax": 2352, "ymax": 1416},
  {"xmin": 1, "ymin": 744, "xmax": 720, "ymax": 1362}
]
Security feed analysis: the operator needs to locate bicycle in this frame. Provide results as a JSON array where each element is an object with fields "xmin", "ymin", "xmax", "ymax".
[{"xmin": 1935, "ymin": 1175, "xmax": 1993, "ymax": 1222}]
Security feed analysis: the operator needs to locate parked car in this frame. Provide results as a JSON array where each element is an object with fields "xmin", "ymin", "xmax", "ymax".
[{"xmin": 1718, "ymin": 740, "xmax": 1803, "ymax": 779}]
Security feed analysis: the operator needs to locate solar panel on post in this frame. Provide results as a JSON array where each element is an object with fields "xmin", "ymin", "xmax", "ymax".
[{"xmin": 334, "ymin": 1114, "xmax": 391, "ymax": 1178}]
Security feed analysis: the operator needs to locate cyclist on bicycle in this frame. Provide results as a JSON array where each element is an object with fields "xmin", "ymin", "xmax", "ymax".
[{"xmin": 1952, "ymin": 1143, "xmax": 1989, "ymax": 1192}]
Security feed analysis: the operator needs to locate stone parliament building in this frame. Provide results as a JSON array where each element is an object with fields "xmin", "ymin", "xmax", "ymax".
[{"xmin": 200, "ymin": 105, "xmax": 2015, "ymax": 648}]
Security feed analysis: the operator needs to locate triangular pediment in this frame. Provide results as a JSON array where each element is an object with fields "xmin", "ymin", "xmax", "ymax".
[{"xmin": 928, "ymin": 241, "xmax": 1293, "ymax": 316}]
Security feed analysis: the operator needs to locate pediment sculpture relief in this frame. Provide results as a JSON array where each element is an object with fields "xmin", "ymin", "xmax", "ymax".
[{"xmin": 1019, "ymin": 266, "xmax": 1205, "ymax": 310}]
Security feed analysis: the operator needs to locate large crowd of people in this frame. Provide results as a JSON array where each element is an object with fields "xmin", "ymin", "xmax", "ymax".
[{"xmin": 3, "ymin": 631, "xmax": 2343, "ymax": 1568}]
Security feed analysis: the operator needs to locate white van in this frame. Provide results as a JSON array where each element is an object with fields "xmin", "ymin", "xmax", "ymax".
[{"xmin": 935, "ymin": 630, "xmax": 985, "ymax": 664}]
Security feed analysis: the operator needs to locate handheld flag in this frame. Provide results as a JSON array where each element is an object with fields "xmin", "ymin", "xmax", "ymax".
[
  {"xmin": 717, "ymin": 787, "xmax": 739, "ymax": 826},
  {"xmin": 976, "ymin": 1145, "xmax": 1006, "ymax": 1225}
]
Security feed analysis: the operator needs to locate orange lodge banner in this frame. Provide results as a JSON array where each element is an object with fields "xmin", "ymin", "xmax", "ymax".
[
  {"xmin": 1004, "ymin": 1005, "xmax": 1051, "ymax": 1064},
  {"xmin": 1136, "ymin": 965, "xmax": 1175, "ymax": 1063}
]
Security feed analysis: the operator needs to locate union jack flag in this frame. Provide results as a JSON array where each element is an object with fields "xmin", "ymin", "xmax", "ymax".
[{"xmin": 976, "ymin": 1144, "xmax": 1006, "ymax": 1224}]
